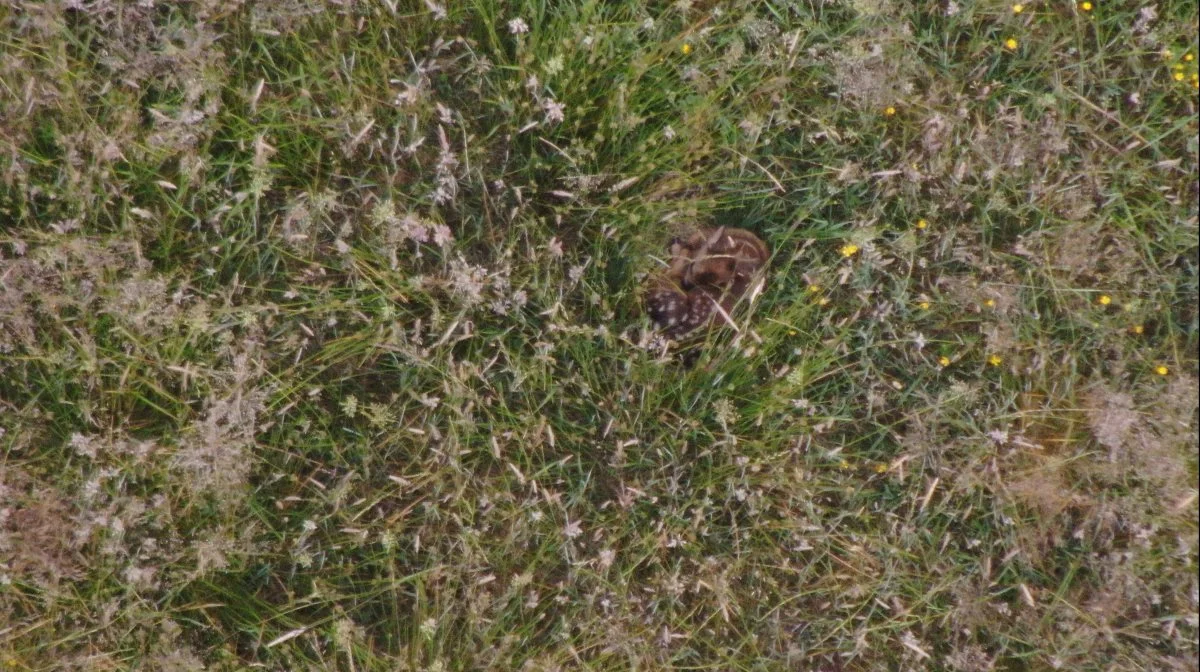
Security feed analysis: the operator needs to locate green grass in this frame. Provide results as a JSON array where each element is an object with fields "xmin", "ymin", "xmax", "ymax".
[{"xmin": 1, "ymin": 1, "xmax": 1197, "ymax": 670}]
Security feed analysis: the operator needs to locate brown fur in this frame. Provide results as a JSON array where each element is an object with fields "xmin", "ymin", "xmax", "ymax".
[{"xmin": 645, "ymin": 227, "xmax": 769, "ymax": 338}]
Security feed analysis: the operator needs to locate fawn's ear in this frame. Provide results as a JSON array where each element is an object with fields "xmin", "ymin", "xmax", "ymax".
[{"xmin": 704, "ymin": 226, "xmax": 727, "ymax": 250}]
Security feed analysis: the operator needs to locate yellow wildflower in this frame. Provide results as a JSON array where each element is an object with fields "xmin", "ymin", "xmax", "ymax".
[
  {"xmin": 1005, "ymin": 38, "xmax": 1019, "ymax": 50},
  {"xmin": 1173, "ymin": 72, "xmax": 1185, "ymax": 82},
  {"xmin": 918, "ymin": 301, "xmax": 931, "ymax": 310},
  {"xmin": 1079, "ymin": 1, "xmax": 1092, "ymax": 11},
  {"xmin": 938, "ymin": 356, "xmax": 951, "ymax": 367},
  {"xmin": 988, "ymin": 354, "xmax": 1003, "ymax": 367},
  {"xmin": 840, "ymin": 243, "xmax": 859, "ymax": 257},
  {"xmin": 884, "ymin": 106, "xmax": 896, "ymax": 116},
  {"xmin": 1011, "ymin": 3, "xmax": 1024, "ymax": 13},
  {"xmin": 1132, "ymin": 325, "xmax": 1144, "ymax": 335},
  {"xmin": 874, "ymin": 463, "xmax": 889, "ymax": 474},
  {"xmin": 1155, "ymin": 365, "xmax": 1169, "ymax": 376},
  {"xmin": 681, "ymin": 43, "xmax": 692, "ymax": 55},
  {"xmin": 1098, "ymin": 294, "xmax": 1112, "ymax": 305},
  {"xmin": 916, "ymin": 218, "xmax": 928, "ymax": 230},
  {"xmin": 1185, "ymin": 53, "xmax": 1195, "ymax": 62},
  {"xmin": 818, "ymin": 296, "xmax": 831, "ymax": 307},
  {"xmin": 984, "ymin": 298, "xmax": 996, "ymax": 308}
]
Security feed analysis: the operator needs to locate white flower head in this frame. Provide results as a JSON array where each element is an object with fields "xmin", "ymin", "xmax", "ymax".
[
  {"xmin": 422, "ymin": 0, "xmax": 447, "ymax": 20},
  {"xmin": 431, "ymin": 224, "xmax": 454, "ymax": 248},
  {"xmin": 912, "ymin": 332, "xmax": 927, "ymax": 350},
  {"xmin": 508, "ymin": 18, "xmax": 529, "ymax": 35},
  {"xmin": 542, "ymin": 98, "xmax": 565, "ymax": 124}
]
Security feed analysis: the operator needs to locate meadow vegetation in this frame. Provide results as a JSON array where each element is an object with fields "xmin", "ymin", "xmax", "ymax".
[{"xmin": 0, "ymin": 0, "xmax": 1197, "ymax": 669}]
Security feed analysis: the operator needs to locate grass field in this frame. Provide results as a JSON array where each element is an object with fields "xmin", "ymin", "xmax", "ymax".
[{"xmin": 1, "ymin": 1, "xmax": 1197, "ymax": 670}]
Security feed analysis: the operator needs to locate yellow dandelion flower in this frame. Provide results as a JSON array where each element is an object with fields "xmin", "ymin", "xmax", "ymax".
[
  {"xmin": 1185, "ymin": 53, "xmax": 1195, "ymax": 62},
  {"xmin": 1098, "ymin": 294, "xmax": 1112, "ymax": 305},
  {"xmin": 984, "ymin": 298, "xmax": 996, "ymax": 308},
  {"xmin": 884, "ymin": 106, "xmax": 897, "ymax": 116},
  {"xmin": 988, "ymin": 354, "xmax": 1003, "ymax": 367},
  {"xmin": 1079, "ymin": 1, "xmax": 1092, "ymax": 11},
  {"xmin": 1155, "ymin": 365, "xmax": 1169, "ymax": 376},
  {"xmin": 938, "ymin": 355, "xmax": 951, "ymax": 367},
  {"xmin": 818, "ymin": 296, "xmax": 831, "ymax": 307},
  {"xmin": 1005, "ymin": 38, "xmax": 1019, "ymax": 50},
  {"xmin": 1173, "ymin": 72, "xmax": 1185, "ymax": 82},
  {"xmin": 874, "ymin": 463, "xmax": 889, "ymax": 474},
  {"xmin": 918, "ymin": 301, "xmax": 931, "ymax": 310},
  {"xmin": 681, "ymin": 43, "xmax": 693, "ymax": 55},
  {"xmin": 1011, "ymin": 3, "xmax": 1024, "ymax": 14},
  {"xmin": 916, "ymin": 218, "xmax": 928, "ymax": 230},
  {"xmin": 1132, "ymin": 324, "xmax": 1144, "ymax": 335},
  {"xmin": 840, "ymin": 243, "xmax": 859, "ymax": 257}
]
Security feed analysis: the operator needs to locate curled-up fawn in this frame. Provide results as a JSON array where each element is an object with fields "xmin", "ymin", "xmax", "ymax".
[{"xmin": 644, "ymin": 227, "xmax": 769, "ymax": 339}]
